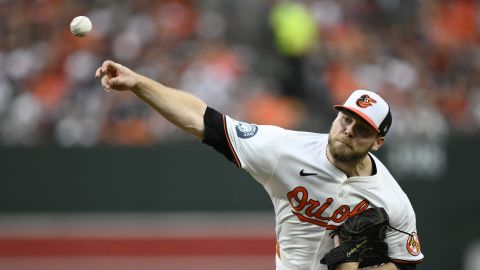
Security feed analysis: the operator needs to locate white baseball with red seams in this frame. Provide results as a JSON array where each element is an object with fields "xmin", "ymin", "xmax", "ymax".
[
  {"xmin": 70, "ymin": 16, "xmax": 92, "ymax": 37},
  {"xmin": 223, "ymin": 116, "xmax": 424, "ymax": 270}
]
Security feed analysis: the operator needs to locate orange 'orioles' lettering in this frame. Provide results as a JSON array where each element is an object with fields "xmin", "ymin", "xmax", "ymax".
[{"xmin": 287, "ymin": 186, "xmax": 370, "ymax": 229}]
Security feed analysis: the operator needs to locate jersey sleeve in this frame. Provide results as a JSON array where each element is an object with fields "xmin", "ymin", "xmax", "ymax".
[
  {"xmin": 202, "ymin": 107, "xmax": 283, "ymax": 184},
  {"xmin": 203, "ymin": 107, "xmax": 238, "ymax": 165},
  {"xmin": 224, "ymin": 115, "xmax": 284, "ymax": 182},
  {"xmin": 386, "ymin": 208, "xmax": 424, "ymax": 264}
]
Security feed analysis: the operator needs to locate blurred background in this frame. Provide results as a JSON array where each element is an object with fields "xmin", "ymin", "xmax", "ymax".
[{"xmin": 0, "ymin": 0, "xmax": 479, "ymax": 269}]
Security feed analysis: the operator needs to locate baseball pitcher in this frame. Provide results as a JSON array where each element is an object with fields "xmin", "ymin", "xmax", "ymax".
[{"xmin": 96, "ymin": 60, "xmax": 424, "ymax": 270}]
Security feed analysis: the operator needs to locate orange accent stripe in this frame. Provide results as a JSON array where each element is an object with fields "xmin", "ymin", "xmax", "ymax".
[
  {"xmin": 0, "ymin": 237, "xmax": 275, "ymax": 257},
  {"xmin": 223, "ymin": 116, "xmax": 241, "ymax": 168},
  {"xmin": 391, "ymin": 259, "xmax": 424, "ymax": 264},
  {"xmin": 276, "ymin": 241, "xmax": 280, "ymax": 259},
  {"xmin": 334, "ymin": 106, "xmax": 380, "ymax": 133}
]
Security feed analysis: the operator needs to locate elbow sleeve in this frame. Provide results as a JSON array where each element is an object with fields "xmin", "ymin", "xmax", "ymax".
[{"xmin": 202, "ymin": 107, "xmax": 238, "ymax": 167}]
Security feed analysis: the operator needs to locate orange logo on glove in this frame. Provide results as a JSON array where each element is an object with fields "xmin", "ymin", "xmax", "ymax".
[{"xmin": 406, "ymin": 232, "xmax": 421, "ymax": 256}]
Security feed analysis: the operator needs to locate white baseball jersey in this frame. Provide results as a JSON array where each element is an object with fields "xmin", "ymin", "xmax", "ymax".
[{"xmin": 223, "ymin": 116, "xmax": 424, "ymax": 270}]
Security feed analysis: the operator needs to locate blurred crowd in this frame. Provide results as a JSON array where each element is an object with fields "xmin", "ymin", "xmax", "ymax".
[{"xmin": 0, "ymin": 0, "xmax": 478, "ymax": 146}]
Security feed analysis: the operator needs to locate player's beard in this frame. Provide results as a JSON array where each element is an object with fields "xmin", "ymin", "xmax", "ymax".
[{"xmin": 327, "ymin": 136, "xmax": 372, "ymax": 163}]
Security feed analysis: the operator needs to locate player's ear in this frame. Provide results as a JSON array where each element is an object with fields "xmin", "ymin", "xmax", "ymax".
[{"xmin": 371, "ymin": 136, "xmax": 385, "ymax": 151}]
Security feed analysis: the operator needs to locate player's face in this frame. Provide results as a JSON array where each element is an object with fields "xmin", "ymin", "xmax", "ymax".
[{"xmin": 328, "ymin": 111, "xmax": 384, "ymax": 163}]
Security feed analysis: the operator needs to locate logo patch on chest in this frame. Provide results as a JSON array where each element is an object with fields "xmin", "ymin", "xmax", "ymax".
[{"xmin": 235, "ymin": 121, "xmax": 258, "ymax": 139}]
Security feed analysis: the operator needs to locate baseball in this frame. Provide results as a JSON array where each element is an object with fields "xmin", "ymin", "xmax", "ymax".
[{"xmin": 70, "ymin": 16, "xmax": 92, "ymax": 37}]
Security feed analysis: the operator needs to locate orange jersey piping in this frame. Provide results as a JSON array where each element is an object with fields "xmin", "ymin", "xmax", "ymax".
[{"xmin": 223, "ymin": 115, "xmax": 241, "ymax": 168}]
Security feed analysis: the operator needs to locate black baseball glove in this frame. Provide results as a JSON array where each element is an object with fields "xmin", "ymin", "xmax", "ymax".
[{"xmin": 320, "ymin": 207, "xmax": 391, "ymax": 270}]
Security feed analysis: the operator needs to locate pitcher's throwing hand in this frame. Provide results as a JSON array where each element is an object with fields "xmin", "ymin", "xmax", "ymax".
[{"xmin": 95, "ymin": 60, "xmax": 139, "ymax": 92}]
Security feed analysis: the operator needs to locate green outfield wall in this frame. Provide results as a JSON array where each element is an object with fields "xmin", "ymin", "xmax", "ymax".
[{"xmin": 0, "ymin": 136, "xmax": 478, "ymax": 270}]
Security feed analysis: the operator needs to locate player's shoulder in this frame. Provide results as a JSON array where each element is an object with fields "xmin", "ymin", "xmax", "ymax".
[
  {"xmin": 374, "ymin": 163, "xmax": 410, "ymax": 202},
  {"xmin": 370, "ymin": 153, "xmax": 397, "ymax": 183},
  {"xmin": 282, "ymin": 129, "xmax": 328, "ymax": 141},
  {"xmin": 267, "ymin": 130, "xmax": 328, "ymax": 156},
  {"xmin": 225, "ymin": 115, "xmax": 327, "ymax": 142},
  {"xmin": 370, "ymin": 154, "xmax": 415, "ymax": 212},
  {"xmin": 225, "ymin": 116, "xmax": 285, "ymax": 139},
  {"xmin": 279, "ymin": 129, "xmax": 328, "ymax": 147}
]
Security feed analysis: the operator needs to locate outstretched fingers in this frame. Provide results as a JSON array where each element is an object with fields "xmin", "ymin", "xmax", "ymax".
[
  {"xmin": 101, "ymin": 75, "xmax": 111, "ymax": 91},
  {"xmin": 95, "ymin": 60, "xmax": 135, "ymax": 92},
  {"xmin": 95, "ymin": 67, "xmax": 102, "ymax": 78},
  {"xmin": 95, "ymin": 60, "xmax": 117, "ymax": 78},
  {"xmin": 95, "ymin": 60, "xmax": 120, "ymax": 92}
]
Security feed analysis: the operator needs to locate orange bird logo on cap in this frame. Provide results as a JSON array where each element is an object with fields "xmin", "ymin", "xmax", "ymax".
[{"xmin": 356, "ymin": 95, "xmax": 377, "ymax": 108}]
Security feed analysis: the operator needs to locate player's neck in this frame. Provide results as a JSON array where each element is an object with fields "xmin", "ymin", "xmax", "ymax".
[{"xmin": 326, "ymin": 149, "xmax": 372, "ymax": 178}]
